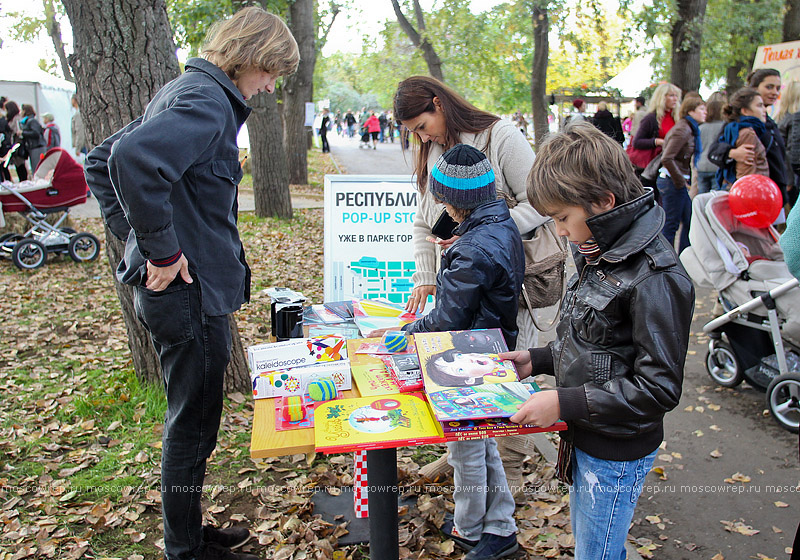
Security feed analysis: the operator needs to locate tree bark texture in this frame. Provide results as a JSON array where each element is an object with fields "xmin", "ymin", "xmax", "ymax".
[
  {"xmin": 282, "ymin": 0, "xmax": 316, "ymax": 185},
  {"xmin": 62, "ymin": 0, "xmax": 251, "ymax": 391},
  {"xmin": 670, "ymin": 0, "xmax": 708, "ymax": 94},
  {"xmin": 250, "ymin": 91, "xmax": 293, "ymax": 218},
  {"xmin": 531, "ymin": 3, "xmax": 550, "ymax": 148},
  {"xmin": 390, "ymin": 0, "xmax": 445, "ymax": 82},
  {"xmin": 785, "ymin": 0, "xmax": 800, "ymax": 41}
]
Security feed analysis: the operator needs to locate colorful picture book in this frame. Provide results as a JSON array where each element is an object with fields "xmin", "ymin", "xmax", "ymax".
[
  {"xmin": 414, "ymin": 329, "xmax": 538, "ymax": 422},
  {"xmin": 347, "ymin": 338, "xmax": 401, "ymax": 396},
  {"xmin": 440, "ymin": 416, "xmax": 567, "ymax": 441},
  {"xmin": 314, "ymin": 392, "xmax": 445, "ymax": 453},
  {"xmin": 324, "ymin": 300, "xmax": 355, "ymax": 320},
  {"xmin": 352, "ymin": 298, "xmax": 418, "ymax": 337}
]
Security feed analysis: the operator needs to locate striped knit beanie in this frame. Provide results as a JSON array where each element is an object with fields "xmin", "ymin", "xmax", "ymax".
[{"xmin": 429, "ymin": 144, "xmax": 496, "ymax": 210}]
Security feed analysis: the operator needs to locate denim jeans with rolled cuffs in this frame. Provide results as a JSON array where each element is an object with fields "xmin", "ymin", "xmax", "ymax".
[
  {"xmin": 133, "ymin": 278, "xmax": 232, "ymax": 560},
  {"xmin": 446, "ymin": 438, "xmax": 517, "ymax": 541},
  {"xmin": 657, "ymin": 176, "xmax": 692, "ymax": 254},
  {"xmin": 570, "ymin": 448, "xmax": 657, "ymax": 560}
]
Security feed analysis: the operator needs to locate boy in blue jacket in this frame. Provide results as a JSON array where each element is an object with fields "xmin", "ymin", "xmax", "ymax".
[
  {"xmin": 503, "ymin": 123, "xmax": 695, "ymax": 560},
  {"xmin": 375, "ymin": 144, "xmax": 524, "ymax": 560}
]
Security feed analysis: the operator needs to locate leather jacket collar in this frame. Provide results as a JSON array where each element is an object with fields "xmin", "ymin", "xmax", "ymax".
[
  {"xmin": 585, "ymin": 188, "xmax": 665, "ymax": 263},
  {"xmin": 453, "ymin": 199, "xmax": 512, "ymax": 236}
]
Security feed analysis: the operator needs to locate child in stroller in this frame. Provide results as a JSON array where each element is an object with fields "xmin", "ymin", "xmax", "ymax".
[
  {"xmin": 0, "ymin": 146, "xmax": 100, "ymax": 269},
  {"xmin": 680, "ymin": 191, "xmax": 800, "ymax": 432},
  {"xmin": 358, "ymin": 125, "xmax": 371, "ymax": 149}
]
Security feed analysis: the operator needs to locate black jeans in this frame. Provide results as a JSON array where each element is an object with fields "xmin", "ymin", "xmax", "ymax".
[
  {"xmin": 320, "ymin": 131, "xmax": 329, "ymax": 153},
  {"xmin": 134, "ymin": 280, "xmax": 231, "ymax": 560}
]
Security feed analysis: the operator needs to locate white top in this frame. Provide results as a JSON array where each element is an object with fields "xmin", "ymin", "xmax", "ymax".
[{"xmin": 412, "ymin": 118, "xmax": 548, "ymax": 287}]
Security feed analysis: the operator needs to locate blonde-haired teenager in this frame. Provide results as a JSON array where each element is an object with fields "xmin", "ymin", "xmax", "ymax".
[
  {"xmin": 85, "ymin": 7, "xmax": 298, "ymax": 560},
  {"xmin": 503, "ymin": 123, "xmax": 694, "ymax": 560}
]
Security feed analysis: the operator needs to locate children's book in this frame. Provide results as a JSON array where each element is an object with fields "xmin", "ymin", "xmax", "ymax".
[
  {"xmin": 414, "ymin": 329, "xmax": 539, "ymax": 422},
  {"xmin": 381, "ymin": 353, "xmax": 423, "ymax": 392},
  {"xmin": 323, "ymin": 300, "xmax": 355, "ymax": 320},
  {"xmin": 314, "ymin": 392, "xmax": 445, "ymax": 453},
  {"xmin": 352, "ymin": 298, "xmax": 418, "ymax": 337},
  {"xmin": 346, "ymin": 338, "xmax": 401, "ymax": 396},
  {"xmin": 440, "ymin": 416, "xmax": 567, "ymax": 441}
]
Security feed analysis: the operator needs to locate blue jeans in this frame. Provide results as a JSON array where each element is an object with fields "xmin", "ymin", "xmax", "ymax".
[
  {"xmin": 570, "ymin": 448, "xmax": 657, "ymax": 560},
  {"xmin": 696, "ymin": 170, "xmax": 723, "ymax": 194},
  {"xmin": 657, "ymin": 176, "xmax": 692, "ymax": 254},
  {"xmin": 134, "ymin": 280, "xmax": 232, "ymax": 560},
  {"xmin": 447, "ymin": 439, "xmax": 517, "ymax": 540}
]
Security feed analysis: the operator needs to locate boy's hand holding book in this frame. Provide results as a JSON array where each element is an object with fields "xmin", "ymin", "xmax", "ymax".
[
  {"xmin": 498, "ymin": 350, "xmax": 532, "ymax": 379},
  {"xmin": 510, "ymin": 390, "xmax": 561, "ymax": 427}
]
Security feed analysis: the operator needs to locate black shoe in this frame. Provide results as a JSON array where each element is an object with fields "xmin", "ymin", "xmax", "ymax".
[
  {"xmin": 197, "ymin": 542, "xmax": 259, "ymax": 560},
  {"xmin": 463, "ymin": 532, "xmax": 519, "ymax": 560},
  {"xmin": 203, "ymin": 525, "xmax": 251, "ymax": 550},
  {"xmin": 440, "ymin": 517, "xmax": 479, "ymax": 551}
]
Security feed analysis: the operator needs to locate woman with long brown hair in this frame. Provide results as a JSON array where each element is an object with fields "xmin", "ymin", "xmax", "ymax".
[{"xmin": 393, "ymin": 76, "xmax": 548, "ymax": 502}]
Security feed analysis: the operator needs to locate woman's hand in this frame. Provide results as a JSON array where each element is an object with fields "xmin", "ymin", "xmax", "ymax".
[
  {"xmin": 405, "ymin": 285, "xmax": 436, "ymax": 314},
  {"xmin": 729, "ymin": 144, "xmax": 755, "ymax": 166},
  {"xmin": 498, "ymin": 350, "xmax": 533, "ymax": 380},
  {"xmin": 510, "ymin": 390, "xmax": 561, "ymax": 427},
  {"xmin": 654, "ymin": 138, "xmax": 665, "ymax": 147},
  {"xmin": 366, "ymin": 327, "xmax": 394, "ymax": 338}
]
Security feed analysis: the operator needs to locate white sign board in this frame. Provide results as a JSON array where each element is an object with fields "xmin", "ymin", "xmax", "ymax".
[
  {"xmin": 324, "ymin": 175, "xmax": 418, "ymax": 305},
  {"xmin": 304, "ymin": 102, "xmax": 316, "ymax": 127}
]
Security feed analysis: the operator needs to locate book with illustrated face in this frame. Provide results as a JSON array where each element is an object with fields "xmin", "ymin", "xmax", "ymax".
[{"xmin": 414, "ymin": 329, "xmax": 542, "ymax": 422}]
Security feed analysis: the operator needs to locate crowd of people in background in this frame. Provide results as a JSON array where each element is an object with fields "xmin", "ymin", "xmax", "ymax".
[
  {"xmin": 316, "ymin": 107, "xmax": 403, "ymax": 150},
  {"xmin": 0, "ymin": 93, "xmax": 89, "ymax": 182}
]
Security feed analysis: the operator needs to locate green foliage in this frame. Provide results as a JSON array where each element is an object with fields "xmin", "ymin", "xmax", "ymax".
[{"xmin": 630, "ymin": 0, "xmax": 783, "ymax": 88}]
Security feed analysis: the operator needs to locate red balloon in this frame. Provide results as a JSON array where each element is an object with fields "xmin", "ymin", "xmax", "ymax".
[{"xmin": 728, "ymin": 174, "xmax": 783, "ymax": 228}]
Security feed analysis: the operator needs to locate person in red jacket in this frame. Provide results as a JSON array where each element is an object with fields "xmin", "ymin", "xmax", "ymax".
[{"xmin": 365, "ymin": 112, "xmax": 381, "ymax": 150}]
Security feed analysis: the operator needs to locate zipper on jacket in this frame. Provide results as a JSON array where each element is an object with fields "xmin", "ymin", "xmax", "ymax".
[{"xmin": 596, "ymin": 269, "xmax": 622, "ymax": 287}]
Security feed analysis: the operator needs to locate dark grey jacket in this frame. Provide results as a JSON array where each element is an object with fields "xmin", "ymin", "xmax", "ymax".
[
  {"xmin": 402, "ymin": 199, "xmax": 524, "ymax": 349},
  {"xmin": 85, "ymin": 58, "xmax": 251, "ymax": 316},
  {"xmin": 530, "ymin": 190, "xmax": 695, "ymax": 461}
]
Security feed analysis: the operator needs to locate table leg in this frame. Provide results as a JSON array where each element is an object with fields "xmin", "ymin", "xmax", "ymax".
[{"xmin": 366, "ymin": 447, "xmax": 399, "ymax": 560}]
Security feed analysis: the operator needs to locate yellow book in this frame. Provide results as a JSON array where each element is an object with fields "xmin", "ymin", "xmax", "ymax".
[
  {"xmin": 347, "ymin": 338, "xmax": 400, "ymax": 396},
  {"xmin": 314, "ymin": 392, "xmax": 445, "ymax": 453}
]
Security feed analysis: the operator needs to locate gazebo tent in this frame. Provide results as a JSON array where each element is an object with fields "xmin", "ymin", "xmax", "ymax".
[{"xmin": 0, "ymin": 60, "xmax": 76, "ymax": 151}]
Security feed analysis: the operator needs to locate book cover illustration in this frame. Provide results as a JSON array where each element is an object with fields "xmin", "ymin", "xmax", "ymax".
[
  {"xmin": 381, "ymin": 353, "xmax": 423, "ymax": 392},
  {"xmin": 346, "ymin": 338, "xmax": 400, "ymax": 396},
  {"xmin": 314, "ymin": 393, "xmax": 444, "ymax": 453},
  {"xmin": 352, "ymin": 298, "xmax": 418, "ymax": 337},
  {"xmin": 426, "ymin": 382, "xmax": 537, "ymax": 422},
  {"xmin": 414, "ymin": 329, "xmax": 517, "ymax": 394}
]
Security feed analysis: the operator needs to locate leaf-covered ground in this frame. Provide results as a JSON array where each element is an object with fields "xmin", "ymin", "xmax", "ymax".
[{"xmin": 0, "ymin": 150, "xmax": 579, "ymax": 559}]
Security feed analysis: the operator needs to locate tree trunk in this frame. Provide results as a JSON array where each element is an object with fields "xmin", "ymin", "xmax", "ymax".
[
  {"xmin": 224, "ymin": 315, "xmax": 250, "ymax": 393},
  {"xmin": 62, "ymin": 0, "xmax": 251, "ymax": 391},
  {"xmin": 43, "ymin": 0, "xmax": 73, "ymax": 82},
  {"xmin": 250, "ymin": 91, "xmax": 293, "ymax": 218},
  {"xmin": 531, "ymin": 2, "xmax": 549, "ymax": 148},
  {"xmin": 726, "ymin": 63, "xmax": 746, "ymax": 93},
  {"xmin": 784, "ymin": 0, "xmax": 800, "ymax": 41},
  {"xmin": 282, "ymin": 0, "xmax": 315, "ymax": 186},
  {"xmin": 390, "ymin": 0, "xmax": 445, "ymax": 82},
  {"xmin": 670, "ymin": 0, "xmax": 708, "ymax": 94}
]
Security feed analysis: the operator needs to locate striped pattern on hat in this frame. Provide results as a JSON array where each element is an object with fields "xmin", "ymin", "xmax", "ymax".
[{"xmin": 429, "ymin": 144, "xmax": 496, "ymax": 209}]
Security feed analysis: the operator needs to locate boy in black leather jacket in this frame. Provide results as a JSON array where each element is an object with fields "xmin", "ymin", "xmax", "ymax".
[{"xmin": 502, "ymin": 123, "xmax": 695, "ymax": 560}]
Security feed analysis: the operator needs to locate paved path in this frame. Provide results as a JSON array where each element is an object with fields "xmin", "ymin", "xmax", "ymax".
[{"xmin": 325, "ymin": 130, "xmax": 414, "ymax": 175}]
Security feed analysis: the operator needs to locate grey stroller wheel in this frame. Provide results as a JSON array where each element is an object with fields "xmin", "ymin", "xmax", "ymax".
[
  {"xmin": 68, "ymin": 233, "xmax": 100, "ymax": 263},
  {"xmin": 706, "ymin": 340, "xmax": 744, "ymax": 388},
  {"xmin": 11, "ymin": 238, "xmax": 47, "ymax": 270},
  {"xmin": 766, "ymin": 373, "xmax": 800, "ymax": 433}
]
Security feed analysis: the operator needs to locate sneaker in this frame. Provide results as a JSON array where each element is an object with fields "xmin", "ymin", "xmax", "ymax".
[
  {"xmin": 463, "ymin": 533, "xmax": 519, "ymax": 560},
  {"xmin": 203, "ymin": 525, "xmax": 251, "ymax": 550},
  {"xmin": 440, "ymin": 517, "xmax": 479, "ymax": 551},
  {"xmin": 197, "ymin": 541, "xmax": 259, "ymax": 560}
]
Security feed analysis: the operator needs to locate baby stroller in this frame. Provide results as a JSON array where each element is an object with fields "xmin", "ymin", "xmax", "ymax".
[
  {"xmin": 680, "ymin": 191, "xmax": 800, "ymax": 432},
  {"xmin": 0, "ymin": 146, "xmax": 100, "ymax": 270},
  {"xmin": 358, "ymin": 126, "xmax": 371, "ymax": 149}
]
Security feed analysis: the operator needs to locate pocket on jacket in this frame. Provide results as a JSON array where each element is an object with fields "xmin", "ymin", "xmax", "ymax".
[
  {"xmin": 211, "ymin": 159, "xmax": 243, "ymax": 186},
  {"xmin": 572, "ymin": 281, "xmax": 617, "ymax": 346},
  {"xmin": 134, "ymin": 283, "xmax": 194, "ymax": 348}
]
